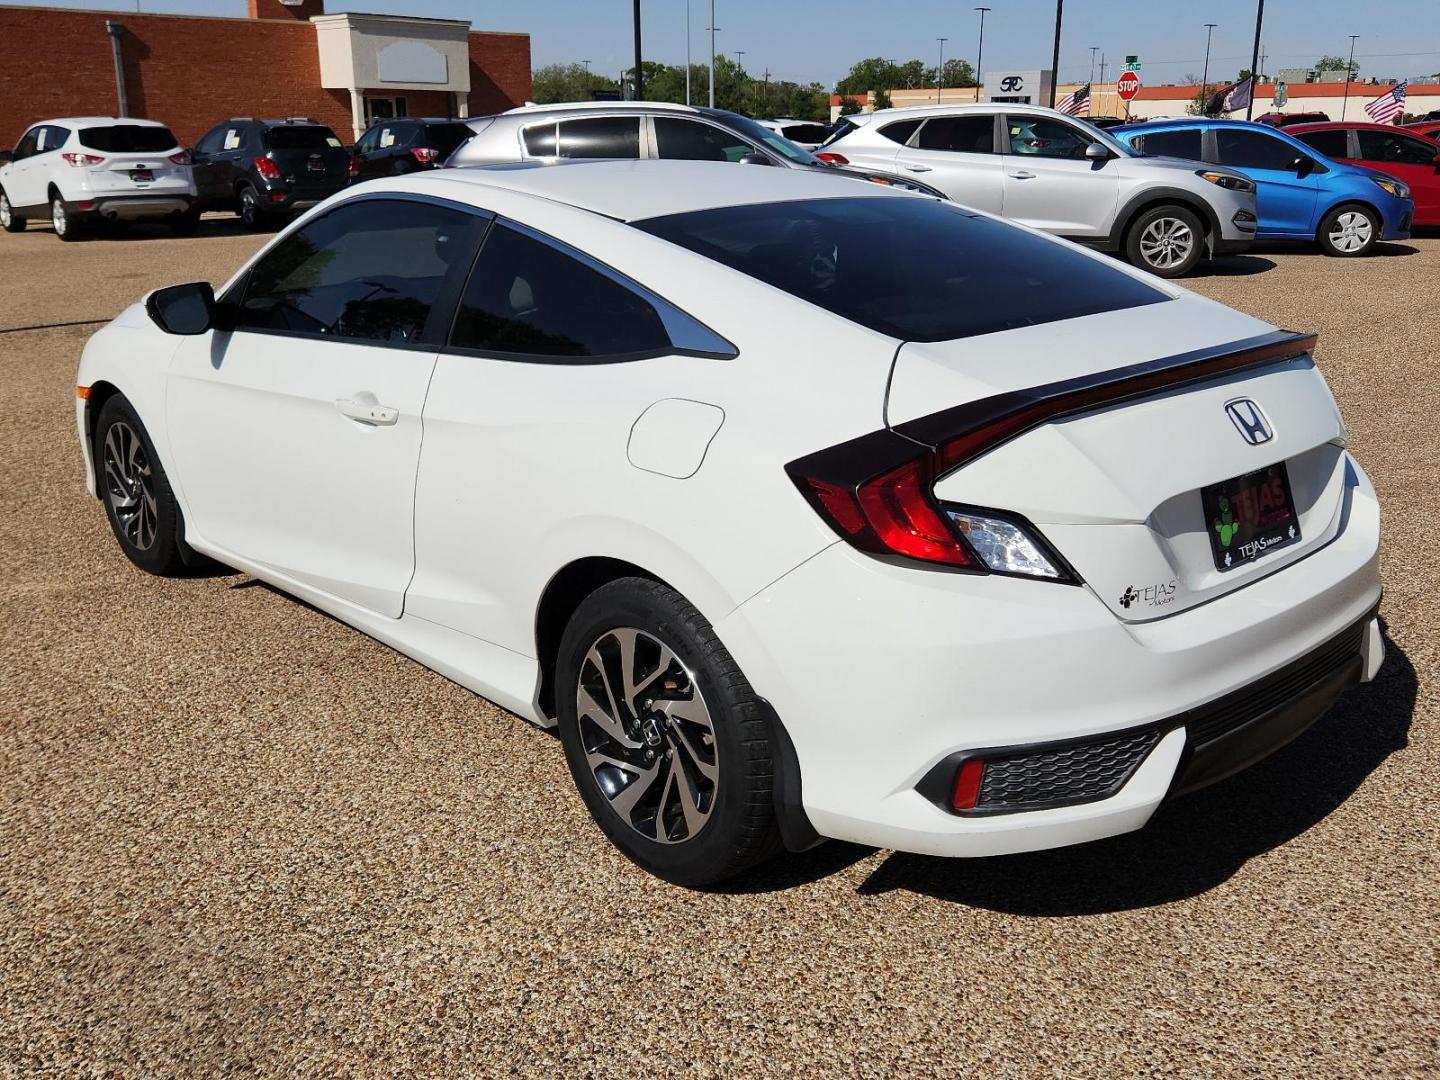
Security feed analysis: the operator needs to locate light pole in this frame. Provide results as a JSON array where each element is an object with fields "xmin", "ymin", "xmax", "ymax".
[
  {"xmin": 581, "ymin": 58, "xmax": 592, "ymax": 98},
  {"xmin": 936, "ymin": 37, "xmax": 947, "ymax": 103},
  {"xmin": 708, "ymin": 0, "xmax": 717, "ymax": 108},
  {"xmin": 1341, "ymin": 34, "xmax": 1359, "ymax": 119},
  {"xmin": 734, "ymin": 49, "xmax": 745, "ymax": 69},
  {"xmin": 1049, "ymin": 0, "xmax": 1063, "ymax": 107},
  {"xmin": 1245, "ymin": 0, "xmax": 1264, "ymax": 120},
  {"xmin": 632, "ymin": 0, "xmax": 644, "ymax": 99},
  {"xmin": 684, "ymin": 1, "xmax": 691, "ymax": 105},
  {"xmin": 1089, "ymin": 46, "xmax": 1098, "ymax": 85},
  {"xmin": 974, "ymin": 7, "xmax": 990, "ymax": 103},
  {"xmin": 1200, "ymin": 23, "xmax": 1216, "ymax": 101}
]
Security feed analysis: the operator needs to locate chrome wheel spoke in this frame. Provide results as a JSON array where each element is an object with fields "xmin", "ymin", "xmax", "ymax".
[
  {"xmin": 101, "ymin": 420, "xmax": 157, "ymax": 551},
  {"xmin": 577, "ymin": 682, "xmax": 640, "ymax": 750}
]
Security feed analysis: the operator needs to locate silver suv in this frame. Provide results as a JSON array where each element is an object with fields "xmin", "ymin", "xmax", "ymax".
[
  {"xmin": 447, "ymin": 101, "xmax": 947, "ymax": 200},
  {"xmin": 822, "ymin": 103, "xmax": 1259, "ymax": 276}
]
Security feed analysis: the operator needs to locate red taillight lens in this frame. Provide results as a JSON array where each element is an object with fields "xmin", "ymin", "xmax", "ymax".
[
  {"xmin": 168, "ymin": 150, "xmax": 191, "ymax": 165},
  {"xmin": 951, "ymin": 759, "xmax": 985, "ymax": 810},
  {"xmin": 253, "ymin": 156, "xmax": 282, "ymax": 180},
  {"xmin": 410, "ymin": 147, "xmax": 441, "ymax": 164},
  {"xmin": 61, "ymin": 152, "xmax": 105, "ymax": 167},
  {"xmin": 815, "ymin": 151, "xmax": 849, "ymax": 166}
]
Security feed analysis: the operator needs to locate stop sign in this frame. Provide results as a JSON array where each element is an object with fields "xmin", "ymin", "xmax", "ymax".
[{"xmin": 1117, "ymin": 71, "xmax": 1142, "ymax": 101}]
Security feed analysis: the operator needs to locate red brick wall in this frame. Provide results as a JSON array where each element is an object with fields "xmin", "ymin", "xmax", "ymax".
[
  {"xmin": 0, "ymin": 5, "xmax": 532, "ymax": 148},
  {"xmin": 247, "ymin": 0, "xmax": 324, "ymax": 20}
]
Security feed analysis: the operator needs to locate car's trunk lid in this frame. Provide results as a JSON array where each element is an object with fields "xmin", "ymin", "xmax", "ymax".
[{"xmin": 886, "ymin": 299, "xmax": 1350, "ymax": 621}]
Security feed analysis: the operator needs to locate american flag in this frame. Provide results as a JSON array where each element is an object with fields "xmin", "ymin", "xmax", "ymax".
[
  {"xmin": 1056, "ymin": 83, "xmax": 1091, "ymax": 116},
  {"xmin": 1364, "ymin": 81, "xmax": 1407, "ymax": 124}
]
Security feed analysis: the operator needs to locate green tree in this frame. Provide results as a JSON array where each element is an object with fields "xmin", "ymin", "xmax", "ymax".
[
  {"xmin": 872, "ymin": 88, "xmax": 893, "ymax": 110},
  {"xmin": 836, "ymin": 58, "xmax": 902, "ymax": 95},
  {"xmin": 838, "ymin": 98, "xmax": 862, "ymax": 116},
  {"xmin": 530, "ymin": 62, "xmax": 619, "ymax": 104},
  {"xmin": 1316, "ymin": 54, "xmax": 1360, "ymax": 77},
  {"xmin": 926, "ymin": 58, "xmax": 977, "ymax": 88}
]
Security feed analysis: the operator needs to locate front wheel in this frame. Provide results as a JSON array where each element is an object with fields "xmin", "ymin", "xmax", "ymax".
[
  {"xmin": 1317, "ymin": 203, "xmax": 1379, "ymax": 257},
  {"xmin": 1125, "ymin": 204, "xmax": 1205, "ymax": 278},
  {"xmin": 555, "ymin": 578, "xmax": 782, "ymax": 887},
  {"xmin": 0, "ymin": 190, "xmax": 24, "ymax": 232},
  {"xmin": 94, "ymin": 395, "xmax": 191, "ymax": 576}
]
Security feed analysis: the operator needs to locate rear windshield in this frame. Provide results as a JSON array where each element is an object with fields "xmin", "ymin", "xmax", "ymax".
[
  {"xmin": 635, "ymin": 197, "xmax": 1169, "ymax": 342},
  {"xmin": 263, "ymin": 126, "xmax": 342, "ymax": 150},
  {"xmin": 79, "ymin": 125, "xmax": 178, "ymax": 153},
  {"xmin": 420, "ymin": 123, "xmax": 474, "ymax": 156}
]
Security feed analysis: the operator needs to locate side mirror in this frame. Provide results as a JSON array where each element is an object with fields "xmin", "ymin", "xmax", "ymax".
[
  {"xmin": 1291, "ymin": 155, "xmax": 1315, "ymax": 177},
  {"xmin": 146, "ymin": 281, "xmax": 217, "ymax": 335},
  {"xmin": 737, "ymin": 151, "xmax": 775, "ymax": 166},
  {"xmin": 1084, "ymin": 142, "xmax": 1111, "ymax": 161}
]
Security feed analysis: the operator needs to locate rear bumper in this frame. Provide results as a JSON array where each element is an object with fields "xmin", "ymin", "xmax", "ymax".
[
  {"xmin": 77, "ymin": 194, "xmax": 195, "ymax": 220},
  {"xmin": 715, "ymin": 452, "xmax": 1382, "ymax": 858}
]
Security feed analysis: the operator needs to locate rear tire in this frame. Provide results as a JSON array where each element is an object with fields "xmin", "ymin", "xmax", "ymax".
[
  {"xmin": 0, "ymin": 189, "xmax": 24, "ymax": 232},
  {"xmin": 1125, "ymin": 204, "xmax": 1205, "ymax": 278},
  {"xmin": 237, "ymin": 184, "xmax": 266, "ymax": 230},
  {"xmin": 94, "ymin": 395, "xmax": 191, "ymax": 576},
  {"xmin": 51, "ymin": 194, "xmax": 82, "ymax": 242},
  {"xmin": 555, "ymin": 577, "xmax": 782, "ymax": 887},
  {"xmin": 1317, "ymin": 203, "xmax": 1379, "ymax": 257}
]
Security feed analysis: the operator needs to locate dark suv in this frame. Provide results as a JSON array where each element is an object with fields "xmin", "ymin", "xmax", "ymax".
[
  {"xmin": 191, "ymin": 118, "xmax": 351, "ymax": 229},
  {"xmin": 351, "ymin": 118, "xmax": 474, "ymax": 182}
]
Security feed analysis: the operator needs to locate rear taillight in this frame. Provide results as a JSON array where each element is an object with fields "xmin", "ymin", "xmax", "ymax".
[
  {"xmin": 61, "ymin": 152, "xmax": 105, "ymax": 167},
  {"xmin": 168, "ymin": 150, "xmax": 191, "ymax": 165},
  {"xmin": 347, "ymin": 155, "xmax": 359, "ymax": 178},
  {"xmin": 254, "ymin": 156, "xmax": 283, "ymax": 181},
  {"xmin": 815, "ymin": 151, "xmax": 849, "ymax": 166},
  {"xmin": 409, "ymin": 147, "xmax": 441, "ymax": 164}
]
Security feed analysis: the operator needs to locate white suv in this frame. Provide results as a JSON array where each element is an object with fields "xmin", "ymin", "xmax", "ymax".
[
  {"xmin": 822, "ymin": 103, "xmax": 1259, "ymax": 277},
  {"xmin": 0, "ymin": 117, "xmax": 197, "ymax": 241}
]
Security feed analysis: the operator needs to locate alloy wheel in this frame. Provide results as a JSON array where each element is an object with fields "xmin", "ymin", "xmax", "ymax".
[
  {"xmin": 575, "ymin": 627, "xmax": 719, "ymax": 844},
  {"xmin": 1328, "ymin": 211, "xmax": 1373, "ymax": 253},
  {"xmin": 1138, "ymin": 216, "xmax": 1195, "ymax": 270},
  {"xmin": 102, "ymin": 421, "xmax": 158, "ymax": 551},
  {"xmin": 240, "ymin": 189, "xmax": 257, "ymax": 227},
  {"xmin": 51, "ymin": 199, "xmax": 67, "ymax": 237},
  {"xmin": 0, "ymin": 194, "xmax": 11, "ymax": 229}
]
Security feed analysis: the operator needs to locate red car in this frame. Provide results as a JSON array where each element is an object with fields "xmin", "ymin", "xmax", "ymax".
[
  {"xmin": 1288, "ymin": 121, "xmax": 1440, "ymax": 227},
  {"xmin": 1403, "ymin": 119, "xmax": 1440, "ymax": 142}
]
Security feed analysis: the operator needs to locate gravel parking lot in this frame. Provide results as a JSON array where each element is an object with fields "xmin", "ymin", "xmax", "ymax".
[{"xmin": 2, "ymin": 219, "xmax": 1437, "ymax": 1078}]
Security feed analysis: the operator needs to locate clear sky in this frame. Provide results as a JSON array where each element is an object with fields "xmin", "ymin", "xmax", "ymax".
[{"xmin": 9, "ymin": 0, "xmax": 1440, "ymax": 88}]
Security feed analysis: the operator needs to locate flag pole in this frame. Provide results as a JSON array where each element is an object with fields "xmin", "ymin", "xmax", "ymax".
[
  {"xmin": 1049, "ymin": 0, "xmax": 1063, "ymax": 107},
  {"xmin": 1245, "ymin": 0, "xmax": 1264, "ymax": 120}
]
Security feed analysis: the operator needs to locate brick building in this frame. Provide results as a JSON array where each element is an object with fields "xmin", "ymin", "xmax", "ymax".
[{"xmin": 0, "ymin": 0, "xmax": 532, "ymax": 148}]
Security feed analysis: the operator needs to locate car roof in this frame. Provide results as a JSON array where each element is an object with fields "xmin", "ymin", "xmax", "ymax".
[
  {"xmin": 503, "ymin": 100, "xmax": 701, "ymax": 116},
  {"xmin": 40, "ymin": 117, "xmax": 171, "ymax": 127},
  {"xmin": 396, "ymin": 159, "xmax": 906, "ymax": 222},
  {"xmin": 845, "ymin": 102, "xmax": 1070, "ymax": 126},
  {"xmin": 1284, "ymin": 121, "xmax": 1401, "ymax": 133},
  {"xmin": 1123, "ymin": 118, "xmax": 1282, "ymax": 135}
]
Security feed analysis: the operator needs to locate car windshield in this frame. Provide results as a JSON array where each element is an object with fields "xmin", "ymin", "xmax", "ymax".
[
  {"xmin": 715, "ymin": 112, "xmax": 821, "ymax": 165},
  {"xmin": 263, "ymin": 126, "xmax": 342, "ymax": 150},
  {"xmin": 79, "ymin": 125, "xmax": 179, "ymax": 153},
  {"xmin": 635, "ymin": 196, "xmax": 1169, "ymax": 342}
]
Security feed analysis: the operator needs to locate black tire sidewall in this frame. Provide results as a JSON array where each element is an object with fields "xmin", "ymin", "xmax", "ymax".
[
  {"xmin": 555, "ymin": 578, "xmax": 779, "ymax": 887},
  {"xmin": 94, "ymin": 395, "xmax": 187, "ymax": 576},
  {"xmin": 239, "ymin": 185, "xmax": 262, "ymax": 229},
  {"xmin": 0, "ymin": 189, "xmax": 23, "ymax": 232},
  {"xmin": 1317, "ymin": 203, "xmax": 1378, "ymax": 257},
  {"xmin": 1126, "ymin": 205, "xmax": 1205, "ymax": 278}
]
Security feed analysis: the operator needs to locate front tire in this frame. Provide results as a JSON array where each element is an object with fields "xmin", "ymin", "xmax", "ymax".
[
  {"xmin": 1125, "ymin": 204, "xmax": 1205, "ymax": 278},
  {"xmin": 0, "ymin": 189, "xmax": 24, "ymax": 232},
  {"xmin": 1317, "ymin": 203, "xmax": 1379, "ymax": 257},
  {"xmin": 94, "ymin": 395, "xmax": 190, "ymax": 576},
  {"xmin": 556, "ymin": 578, "xmax": 782, "ymax": 887}
]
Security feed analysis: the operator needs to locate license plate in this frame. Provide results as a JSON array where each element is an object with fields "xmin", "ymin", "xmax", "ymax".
[
  {"xmin": 1200, "ymin": 462, "xmax": 1301, "ymax": 571},
  {"xmin": 129, "ymin": 168, "xmax": 154, "ymax": 182},
  {"xmin": 307, "ymin": 158, "xmax": 325, "ymax": 172}
]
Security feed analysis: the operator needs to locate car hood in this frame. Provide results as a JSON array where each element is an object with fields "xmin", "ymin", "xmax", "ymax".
[{"xmin": 1126, "ymin": 153, "xmax": 1228, "ymax": 178}]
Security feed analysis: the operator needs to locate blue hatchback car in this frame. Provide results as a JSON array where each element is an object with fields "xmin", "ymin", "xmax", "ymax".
[{"xmin": 1114, "ymin": 119, "xmax": 1413, "ymax": 256}]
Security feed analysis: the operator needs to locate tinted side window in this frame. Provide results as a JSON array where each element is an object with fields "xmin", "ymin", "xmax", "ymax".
[
  {"xmin": 555, "ymin": 116, "xmax": 641, "ymax": 159},
  {"xmin": 1357, "ymin": 130, "xmax": 1436, "ymax": 165},
  {"xmin": 1216, "ymin": 129, "xmax": 1303, "ymax": 171},
  {"xmin": 36, "ymin": 126, "xmax": 69, "ymax": 153},
  {"xmin": 523, "ymin": 122, "xmax": 558, "ymax": 156},
  {"xmin": 879, "ymin": 119, "xmax": 923, "ymax": 145},
  {"xmin": 1293, "ymin": 129, "xmax": 1349, "ymax": 158},
  {"xmin": 1007, "ymin": 116, "xmax": 1090, "ymax": 159},
  {"xmin": 452, "ymin": 224, "xmax": 671, "ymax": 359},
  {"xmin": 1138, "ymin": 128, "xmax": 1203, "ymax": 160},
  {"xmin": 355, "ymin": 127, "xmax": 382, "ymax": 154},
  {"xmin": 237, "ymin": 199, "xmax": 483, "ymax": 345},
  {"xmin": 195, "ymin": 125, "xmax": 228, "ymax": 155},
  {"xmin": 781, "ymin": 123, "xmax": 831, "ymax": 144},
  {"xmin": 915, "ymin": 116, "xmax": 995, "ymax": 154},
  {"xmin": 653, "ymin": 117, "xmax": 753, "ymax": 162},
  {"xmin": 13, "ymin": 129, "xmax": 41, "ymax": 159}
]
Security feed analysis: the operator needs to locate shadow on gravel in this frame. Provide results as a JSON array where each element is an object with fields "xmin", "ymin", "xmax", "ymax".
[
  {"xmin": 853, "ymin": 625, "xmax": 1416, "ymax": 915},
  {"xmin": 1194, "ymin": 254, "xmax": 1277, "ymax": 277},
  {"xmin": 1247, "ymin": 240, "xmax": 1420, "ymax": 259}
]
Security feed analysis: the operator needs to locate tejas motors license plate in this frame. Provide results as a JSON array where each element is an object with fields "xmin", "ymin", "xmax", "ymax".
[{"xmin": 1200, "ymin": 462, "xmax": 1301, "ymax": 571}]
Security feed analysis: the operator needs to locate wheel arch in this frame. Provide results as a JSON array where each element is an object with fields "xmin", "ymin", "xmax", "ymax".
[
  {"xmin": 1111, "ymin": 188, "xmax": 1221, "ymax": 252},
  {"xmin": 1315, "ymin": 197, "xmax": 1383, "ymax": 241},
  {"xmin": 82, "ymin": 380, "xmax": 126, "ymax": 496}
]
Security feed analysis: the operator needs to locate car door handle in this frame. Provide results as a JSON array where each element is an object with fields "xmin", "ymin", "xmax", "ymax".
[
  {"xmin": 1008, "ymin": 170, "xmax": 1037, "ymax": 179},
  {"xmin": 903, "ymin": 163, "xmax": 934, "ymax": 173},
  {"xmin": 335, "ymin": 397, "xmax": 399, "ymax": 426}
]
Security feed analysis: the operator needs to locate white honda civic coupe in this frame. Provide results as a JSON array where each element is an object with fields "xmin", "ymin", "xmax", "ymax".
[{"xmin": 76, "ymin": 161, "xmax": 1383, "ymax": 886}]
